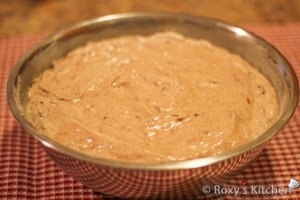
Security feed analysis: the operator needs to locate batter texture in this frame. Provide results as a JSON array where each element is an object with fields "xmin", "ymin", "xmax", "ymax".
[{"xmin": 26, "ymin": 32, "xmax": 279, "ymax": 162}]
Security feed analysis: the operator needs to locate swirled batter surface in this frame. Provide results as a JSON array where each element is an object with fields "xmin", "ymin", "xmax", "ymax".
[{"xmin": 26, "ymin": 32, "xmax": 279, "ymax": 162}]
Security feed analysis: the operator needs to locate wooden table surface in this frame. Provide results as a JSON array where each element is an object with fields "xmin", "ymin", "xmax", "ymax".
[{"xmin": 1, "ymin": 0, "xmax": 300, "ymax": 36}]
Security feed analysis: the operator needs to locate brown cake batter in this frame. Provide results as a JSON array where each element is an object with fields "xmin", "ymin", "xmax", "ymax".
[{"xmin": 26, "ymin": 32, "xmax": 279, "ymax": 162}]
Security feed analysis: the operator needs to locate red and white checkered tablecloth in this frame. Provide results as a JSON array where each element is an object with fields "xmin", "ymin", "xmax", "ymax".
[{"xmin": 0, "ymin": 23, "xmax": 300, "ymax": 200}]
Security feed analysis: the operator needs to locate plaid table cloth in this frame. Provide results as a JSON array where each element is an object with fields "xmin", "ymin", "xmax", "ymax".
[{"xmin": 0, "ymin": 23, "xmax": 300, "ymax": 199}]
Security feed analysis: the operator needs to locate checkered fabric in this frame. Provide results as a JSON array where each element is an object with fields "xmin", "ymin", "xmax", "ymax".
[{"xmin": 0, "ymin": 23, "xmax": 300, "ymax": 199}]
